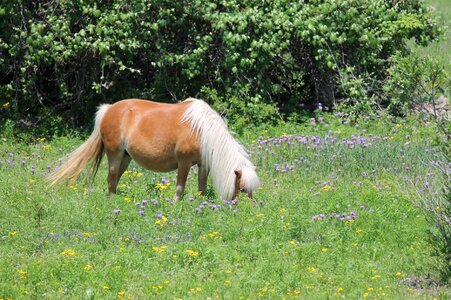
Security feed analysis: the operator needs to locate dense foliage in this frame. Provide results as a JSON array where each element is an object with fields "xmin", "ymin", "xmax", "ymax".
[{"xmin": 0, "ymin": 0, "xmax": 442, "ymax": 128}]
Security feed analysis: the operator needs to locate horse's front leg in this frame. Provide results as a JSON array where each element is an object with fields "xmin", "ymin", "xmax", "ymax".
[
  {"xmin": 198, "ymin": 164, "xmax": 209, "ymax": 195},
  {"xmin": 174, "ymin": 162, "xmax": 191, "ymax": 201}
]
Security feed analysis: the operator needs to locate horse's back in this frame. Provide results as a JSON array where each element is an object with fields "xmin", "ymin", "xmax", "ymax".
[{"xmin": 100, "ymin": 99, "xmax": 200, "ymax": 172}]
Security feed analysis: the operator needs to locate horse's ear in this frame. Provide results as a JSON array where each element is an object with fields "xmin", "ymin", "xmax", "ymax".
[{"xmin": 234, "ymin": 169, "xmax": 242, "ymax": 179}]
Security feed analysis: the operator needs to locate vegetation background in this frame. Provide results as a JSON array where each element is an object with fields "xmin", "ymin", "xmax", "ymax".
[
  {"xmin": 0, "ymin": 0, "xmax": 449, "ymax": 132},
  {"xmin": 0, "ymin": 0, "xmax": 450, "ymax": 299}
]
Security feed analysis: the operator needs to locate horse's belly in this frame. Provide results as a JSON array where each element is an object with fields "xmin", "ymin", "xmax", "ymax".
[
  {"xmin": 130, "ymin": 152, "xmax": 178, "ymax": 172},
  {"xmin": 126, "ymin": 144, "xmax": 178, "ymax": 172}
]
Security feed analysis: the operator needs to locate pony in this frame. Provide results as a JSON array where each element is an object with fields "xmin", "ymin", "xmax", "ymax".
[{"xmin": 49, "ymin": 98, "xmax": 260, "ymax": 200}]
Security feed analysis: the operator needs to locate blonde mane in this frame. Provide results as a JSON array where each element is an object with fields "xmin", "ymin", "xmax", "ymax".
[{"xmin": 182, "ymin": 98, "xmax": 260, "ymax": 199}]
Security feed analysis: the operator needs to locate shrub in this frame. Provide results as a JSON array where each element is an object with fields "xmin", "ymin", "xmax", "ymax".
[
  {"xmin": 0, "ymin": 0, "xmax": 442, "ymax": 129},
  {"xmin": 383, "ymin": 51, "xmax": 450, "ymax": 117}
]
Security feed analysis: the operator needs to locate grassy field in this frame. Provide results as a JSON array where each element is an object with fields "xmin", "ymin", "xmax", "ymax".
[{"xmin": 0, "ymin": 111, "xmax": 449, "ymax": 299}]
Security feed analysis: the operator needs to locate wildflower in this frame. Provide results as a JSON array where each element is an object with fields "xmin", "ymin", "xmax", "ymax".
[
  {"xmin": 206, "ymin": 231, "xmax": 222, "ymax": 240},
  {"xmin": 307, "ymin": 266, "xmax": 316, "ymax": 273},
  {"xmin": 2, "ymin": 101, "xmax": 10, "ymax": 108},
  {"xmin": 155, "ymin": 215, "xmax": 168, "ymax": 226},
  {"xmin": 9, "ymin": 231, "xmax": 17, "ymax": 237},
  {"xmin": 289, "ymin": 240, "xmax": 299, "ymax": 246},
  {"xmin": 356, "ymin": 229, "xmax": 364, "ymax": 235},
  {"xmin": 152, "ymin": 285, "xmax": 163, "ymax": 292},
  {"xmin": 337, "ymin": 287, "xmax": 344, "ymax": 293},
  {"xmin": 186, "ymin": 249, "xmax": 199, "ymax": 257},
  {"xmin": 395, "ymin": 272, "xmax": 405, "ymax": 278},
  {"xmin": 17, "ymin": 269, "xmax": 27, "ymax": 279},
  {"xmin": 321, "ymin": 247, "xmax": 328, "ymax": 253},
  {"xmin": 189, "ymin": 287, "xmax": 202, "ymax": 294},
  {"xmin": 117, "ymin": 291, "xmax": 125, "ymax": 299},
  {"xmin": 61, "ymin": 249, "xmax": 76, "ymax": 256},
  {"xmin": 320, "ymin": 185, "xmax": 332, "ymax": 192},
  {"xmin": 84, "ymin": 263, "xmax": 93, "ymax": 271},
  {"xmin": 287, "ymin": 289, "xmax": 301, "ymax": 296},
  {"xmin": 152, "ymin": 245, "xmax": 168, "ymax": 253}
]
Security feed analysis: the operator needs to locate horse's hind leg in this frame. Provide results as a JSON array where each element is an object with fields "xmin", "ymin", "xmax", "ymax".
[
  {"xmin": 119, "ymin": 153, "xmax": 132, "ymax": 178},
  {"xmin": 106, "ymin": 150, "xmax": 130, "ymax": 196}
]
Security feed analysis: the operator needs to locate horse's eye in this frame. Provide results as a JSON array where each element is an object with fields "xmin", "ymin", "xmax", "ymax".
[{"xmin": 240, "ymin": 188, "xmax": 245, "ymax": 192}]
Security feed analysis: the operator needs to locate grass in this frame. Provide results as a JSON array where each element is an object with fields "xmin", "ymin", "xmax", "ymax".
[{"xmin": 0, "ymin": 111, "xmax": 449, "ymax": 299}]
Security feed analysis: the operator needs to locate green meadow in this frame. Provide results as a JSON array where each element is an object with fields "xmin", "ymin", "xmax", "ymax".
[{"xmin": 1, "ymin": 112, "xmax": 449, "ymax": 299}]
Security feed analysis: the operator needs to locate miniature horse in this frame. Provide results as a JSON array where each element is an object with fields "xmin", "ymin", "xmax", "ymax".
[{"xmin": 49, "ymin": 98, "xmax": 260, "ymax": 200}]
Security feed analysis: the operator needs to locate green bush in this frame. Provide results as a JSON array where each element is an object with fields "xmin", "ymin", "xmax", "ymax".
[
  {"xmin": 383, "ymin": 51, "xmax": 449, "ymax": 117},
  {"xmin": 0, "ymin": 0, "xmax": 442, "ymax": 129}
]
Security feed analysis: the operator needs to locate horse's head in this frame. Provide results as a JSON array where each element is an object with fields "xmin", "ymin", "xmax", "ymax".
[{"xmin": 233, "ymin": 168, "xmax": 259, "ymax": 199}]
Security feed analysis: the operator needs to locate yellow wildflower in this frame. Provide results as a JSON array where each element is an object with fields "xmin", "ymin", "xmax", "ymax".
[
  {"xmin": 17, "ymin": 269, "xmax": 27, "ymax": 279},
  {"xmin": 286, "ymin": 289, "xmax": 301, "ymax": 297},
  {"xmin": 189, "ymin": 287, "xmax": 202, "ymax": 294},
  {"xmin": 60, "ymin": 249, "xmax": 76, "ymax": 256},
  {"xmin": 186, "ymin": 249, "xmax": 199, "ymax": 257},
  {"xmin": 206, "ymin": 231, "xmax": 222, "ymax": 240},
  {"xmin": 152, "ymin": 245, "xmax": 168, "ymax": 253},
  {"xmin": 2, "ymin": 102, "xmax": 10, "ymax": 108},
  {"xmin": 320, "ymin": 185, "xmax": 332, "ymax": 192},
  {"xmin": 84, "ymin": 263, "xmax": 93, "ymax": 271},
  {"xmin": 307, "ymin": 266, "xmax": 316, "ymax": 273},
  {"xmin": 155, "ymin": 215, "xmax": 168, "ymax": 226}
]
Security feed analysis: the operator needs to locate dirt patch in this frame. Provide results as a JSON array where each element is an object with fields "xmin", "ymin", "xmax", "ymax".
[{"xmin": 401, "ymin": 275, "xmax": 439, "ymax": 290}]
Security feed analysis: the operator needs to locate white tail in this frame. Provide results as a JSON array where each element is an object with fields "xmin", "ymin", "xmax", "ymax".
[{"xmin": 48, "ymin": 104, "xmax": 110, "ymax": 185}]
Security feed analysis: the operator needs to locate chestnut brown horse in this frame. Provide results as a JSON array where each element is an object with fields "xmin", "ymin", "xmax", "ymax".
[{"xmin": 49, "ymin": 98, "xmax": 260, "ymax": 200}]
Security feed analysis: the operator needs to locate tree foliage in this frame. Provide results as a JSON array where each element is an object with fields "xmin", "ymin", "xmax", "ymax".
[{"xmin": 0, "ymin": 0, "xmax": 442, "ymax": 128}]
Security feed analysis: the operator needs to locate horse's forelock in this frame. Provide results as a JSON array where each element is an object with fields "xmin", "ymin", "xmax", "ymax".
[{"xmin": 241, "ymin": 166, "xmax": 261, "ymax": 193}]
